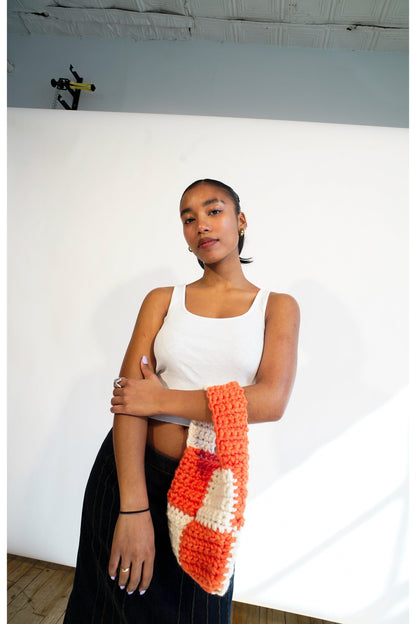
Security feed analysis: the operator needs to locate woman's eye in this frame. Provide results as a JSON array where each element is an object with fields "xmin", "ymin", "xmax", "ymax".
[
  {"xmin": 183, "ymin": 217, "xmax": 195, "ymax": 225},
  {"xmin": 210, "ymin": 209, "xmax": 222, "ymax": 215}
]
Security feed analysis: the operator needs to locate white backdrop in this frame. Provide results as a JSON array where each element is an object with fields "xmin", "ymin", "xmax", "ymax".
[{"xmin": 8, "ymin": 108, "xmax": 408, "ymax": 624}]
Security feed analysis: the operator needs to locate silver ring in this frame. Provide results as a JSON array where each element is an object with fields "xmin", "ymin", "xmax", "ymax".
[{"xmin": 114, "ymin": 377, "xmax": 123, "ymax": 388}]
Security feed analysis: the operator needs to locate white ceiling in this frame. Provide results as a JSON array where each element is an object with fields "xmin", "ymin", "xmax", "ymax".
[{"xmin": 8, "ymin": 0, "xmax": 408, "ymax": 52}]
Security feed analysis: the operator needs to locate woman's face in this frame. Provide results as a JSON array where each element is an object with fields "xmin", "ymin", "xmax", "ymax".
[{"xmin": 180, "ymin": 183, "xmax": 246, "ymax": 265}]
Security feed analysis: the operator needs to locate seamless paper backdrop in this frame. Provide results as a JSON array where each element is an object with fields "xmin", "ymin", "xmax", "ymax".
[{"xmin": 8, "ymin": 108, "xmax": 408, "ymax": 624}]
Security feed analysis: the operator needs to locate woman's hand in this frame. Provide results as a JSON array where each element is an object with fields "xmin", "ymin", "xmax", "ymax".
[
  {"xmin": 111, "ymin": 357, "xmax": 164, "ymax": 417},
  {"xmin": 108, "ymin": 512, "xmax": 155, "ymax": 595}
]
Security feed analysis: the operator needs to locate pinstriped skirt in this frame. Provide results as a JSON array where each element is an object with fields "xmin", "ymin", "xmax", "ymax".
[{"xmin": 63, "ymin": 429, "xmax": 234, "ymax": 623}]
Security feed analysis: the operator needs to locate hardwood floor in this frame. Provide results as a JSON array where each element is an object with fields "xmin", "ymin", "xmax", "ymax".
[
  {"xmin": 8, "ymin": 555, "xmax": 75, "ymax": 624},
  {"xmin": 7, "ymin": 554, "xmax": 337, "ymax": 624}
]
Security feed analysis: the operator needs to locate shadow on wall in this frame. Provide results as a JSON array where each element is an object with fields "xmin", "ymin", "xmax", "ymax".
[
  {"xmin": 244, "ymin": 278, "xmax": 408, "ymax": 624},
  {"xmin": 249, "ymin": 471, "xmax": 408, "ymax": 624},
  {"xmin": 24, "ymin": 269, "xmax": 178, "ymax": 562},
  {"xmin": 248, "ymin": 277, "xmax": 403, "ymax": 490}
]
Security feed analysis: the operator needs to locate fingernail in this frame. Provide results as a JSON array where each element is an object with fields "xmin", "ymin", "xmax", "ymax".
[
  {"xmin": 110, "ymin": 576, "xmax": 116, "ymax": 581},
  {"xmin": 120, "ymin": 585, "xmax": 125, "ymax": 590},
  {"xmin": 140, "ymin": 590, "xmax": 146, "ymax": 596},
  {"xmin": 142, "ymin": 355, "xmax": 148, "ymax": 364},
  {"xmin": 127, "ymin": 590, "xmax": 134, "ymax": 595}
]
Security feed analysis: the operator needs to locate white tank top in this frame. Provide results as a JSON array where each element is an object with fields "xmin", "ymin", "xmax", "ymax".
[{"xmin": 151, "ymin": 284, "xmax": 270, "ymax": 427}]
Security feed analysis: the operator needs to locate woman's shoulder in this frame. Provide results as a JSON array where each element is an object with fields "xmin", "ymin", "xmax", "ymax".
[
  {"xmin": 265, "ymin": 291, "xmax": 300, "ymax": 321},
  {"xmin": 140, "ymin": 286, "xmax": 175, "ymax": 317},
  {"xmin": 267, "ymin": 291, "xmax": 299, "ymax": 305},
  {"xmin": 145, "ymin": 285, "xmax": 175, "ymax": 301},
  {"xmin": 144, "ymin": 286, "xmax": 175, "ymax": 304}
]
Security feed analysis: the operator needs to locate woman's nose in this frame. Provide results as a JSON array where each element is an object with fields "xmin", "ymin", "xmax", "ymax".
[{"xmin": 197, "ymin": 219, "xmax": 210, "ymax": 233}]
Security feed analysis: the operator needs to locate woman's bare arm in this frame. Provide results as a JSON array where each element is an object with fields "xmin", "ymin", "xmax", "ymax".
[{"xmin": 108, "ymin": 287, "xmax": 172, "ymax": 595}]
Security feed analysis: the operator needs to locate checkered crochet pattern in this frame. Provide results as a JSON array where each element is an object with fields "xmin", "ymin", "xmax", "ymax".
[{"xmin": 167, "ymin": 381, "xmax": 249, "ymax": 595}]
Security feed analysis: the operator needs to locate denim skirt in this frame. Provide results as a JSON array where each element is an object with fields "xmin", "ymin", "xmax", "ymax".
[{"xmin": 64, "ymin": 429, "xmax": 234, "ymax": 623}]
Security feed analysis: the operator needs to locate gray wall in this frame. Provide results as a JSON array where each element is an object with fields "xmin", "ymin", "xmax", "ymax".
[{"xmin": 7, "ymin": 34, "xmax": 408, "ymax": 127}]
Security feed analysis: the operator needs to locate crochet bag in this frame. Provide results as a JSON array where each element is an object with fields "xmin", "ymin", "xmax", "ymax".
[{"xmin": 167, "ymin": 381, "xmax": 249, "ymax": 596}]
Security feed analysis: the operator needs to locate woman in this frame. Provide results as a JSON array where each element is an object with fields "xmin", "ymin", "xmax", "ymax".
[{"xmin": 64, "ymin": 179, "xmax": 300, "ymax": 623}]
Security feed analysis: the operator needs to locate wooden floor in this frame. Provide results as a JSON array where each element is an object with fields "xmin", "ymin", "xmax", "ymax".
[{"xmin": 7, "ymin": 554, "xmax": 337, "ymax": 624}]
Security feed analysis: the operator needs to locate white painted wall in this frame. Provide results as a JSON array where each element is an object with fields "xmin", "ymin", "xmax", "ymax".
[
  {"xmin": 8, "ymin": 108, "xmax": 408, "ymax": 623},
  {"xmin": 7, "ymin": 34, "xmax": 408, "ymax": 127}
]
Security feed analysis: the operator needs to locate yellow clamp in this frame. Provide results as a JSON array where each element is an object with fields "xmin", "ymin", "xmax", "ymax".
[{"xmin": 69, "ymin": 81, "xmax": 96, "ymax": 92}]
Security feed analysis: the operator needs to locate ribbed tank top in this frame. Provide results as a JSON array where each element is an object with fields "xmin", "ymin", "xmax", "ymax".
[{"xmin": 151, "ymin": 284, "xmax": 270, "ymax": 426}]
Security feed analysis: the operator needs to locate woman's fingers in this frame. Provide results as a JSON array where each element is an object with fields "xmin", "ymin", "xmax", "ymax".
[
  {"xmin": 108, "ymin": 546, "xmax": 120, "ymax": 580},
  {"xmin": 138, "ymin": 557, "xmax": 154, "ymax": 595},
  {"xmin": 111, "ymin": 394, "xmax": 123, "ymax": 405},
  {"xmin": 118, "ymin": 561, "xmax": 132, "ymax": 590},
  {"xmin": 120, "ymin": 557, "xmax": 153, "ymax": 595},
  {"xmin": 108, "ymin": 554, "xmax": 149, "ymax": 594},
  {"xmin": 126, "ymin": 560, "xmax": 144, "ymax": 594}
]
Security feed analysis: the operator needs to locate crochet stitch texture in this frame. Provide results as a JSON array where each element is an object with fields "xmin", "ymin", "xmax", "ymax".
[{"xmin": 167, "ymin": 381, "xmax": 249, "ymax": 595}]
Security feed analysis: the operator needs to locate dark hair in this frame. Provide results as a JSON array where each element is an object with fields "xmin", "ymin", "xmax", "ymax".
[{"xmin": 181, "ymin": 179, "xmax": 253, "ymax": 269}]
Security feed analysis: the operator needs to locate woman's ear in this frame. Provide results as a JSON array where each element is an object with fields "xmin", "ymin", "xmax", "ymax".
[{"xmin": 238, "ymin": 212, "xmax": 247, "ymax": 231}]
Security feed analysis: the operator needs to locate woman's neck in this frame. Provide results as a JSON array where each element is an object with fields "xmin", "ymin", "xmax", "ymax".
[{"xmin": 196, "ymin": 260, "xmax": 253, "ymax": 292}]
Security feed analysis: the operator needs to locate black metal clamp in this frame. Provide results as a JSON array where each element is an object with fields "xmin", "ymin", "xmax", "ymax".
[{"xmin": 51, "ymin": 65, "xmax": 96, "ymax": 110}]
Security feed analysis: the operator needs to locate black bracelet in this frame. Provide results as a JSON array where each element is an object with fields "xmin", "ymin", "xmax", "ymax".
[{"xmin": 119, "ymin": 508, "xmax": 150, "ymax": 515}]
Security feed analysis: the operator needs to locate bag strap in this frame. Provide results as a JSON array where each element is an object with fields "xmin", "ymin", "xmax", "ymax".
[{"xmin": 206, "ymin": 381, "xmax": 249, "ymax": 530}]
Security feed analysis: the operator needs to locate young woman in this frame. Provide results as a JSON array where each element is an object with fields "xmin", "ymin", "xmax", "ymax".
[{"xmin": 64, "ymin": 179, "xmax": 300, "ymax": 623}]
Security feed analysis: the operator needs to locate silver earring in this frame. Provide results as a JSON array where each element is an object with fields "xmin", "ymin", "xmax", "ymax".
[{"xmin": 188, "ymin": 247, "xmax": 193, "ymax": 252}]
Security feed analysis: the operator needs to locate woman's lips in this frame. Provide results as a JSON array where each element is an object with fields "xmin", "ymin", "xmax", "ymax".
[{"xmin": 198, "ymin": 238, "xmax": 218, "ymax": 249}]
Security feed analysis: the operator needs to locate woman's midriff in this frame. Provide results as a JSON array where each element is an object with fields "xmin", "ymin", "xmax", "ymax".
[{"xmin": 147, "ymin": 420, "xmax": 188, "ymax": 460}]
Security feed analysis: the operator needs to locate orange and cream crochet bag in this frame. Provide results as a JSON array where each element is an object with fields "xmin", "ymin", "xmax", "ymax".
[{"xmin": 167, "ymin": 381, "xmax": 249, "ymax": 596}]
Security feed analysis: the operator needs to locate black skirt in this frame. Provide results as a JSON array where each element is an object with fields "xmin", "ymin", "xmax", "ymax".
[{"xmin": 64, "ymin": 429, "xmax": 234, "ymax": 623}]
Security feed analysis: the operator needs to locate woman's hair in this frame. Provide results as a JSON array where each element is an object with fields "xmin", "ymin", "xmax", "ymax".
[{"xmin": 181, "ymin": 179, "xmax": 253, "ymax": 269}]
